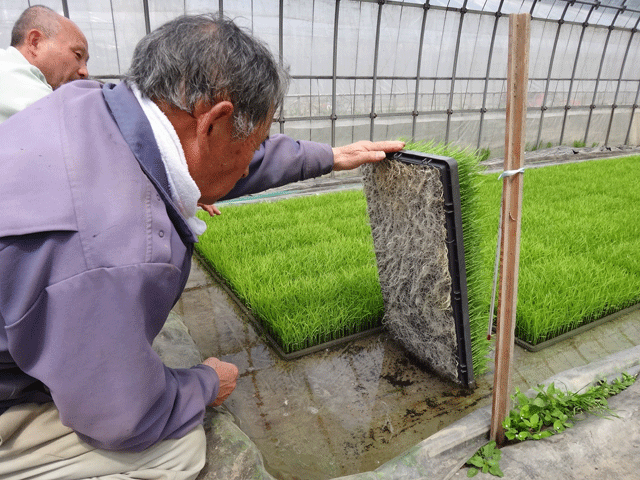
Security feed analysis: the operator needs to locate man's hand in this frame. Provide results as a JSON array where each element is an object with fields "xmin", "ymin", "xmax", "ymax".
[
  {"xmin": 202, "ymin": 357, "xmax": 239, "ymax": 406},
  {"xmin": 332, "ymin": 140, "xmax": 405, "ymax": 171},
  {"xmin": 198, "ymin": 203, "xmax": 222, "ymax": 216}
]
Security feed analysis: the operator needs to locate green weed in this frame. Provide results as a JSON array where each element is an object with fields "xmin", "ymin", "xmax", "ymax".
[
  {"xmin": 466, "ymin": 373, "xmax": 637, "ymax": 477},
  {"xmin": 503, "ymin": 373, "xmax": 637, "ymax": 441},
  {"xmin": 525, "ymin": 141, "xmax": 553, "ymax": 151},
  {"xmin": 466, "ymin": 441, "xmax": 503, "ymax": 477}
]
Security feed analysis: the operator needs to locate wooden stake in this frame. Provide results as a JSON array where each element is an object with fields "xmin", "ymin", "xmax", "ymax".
[{"xmin": 490, "ymin": 13, "xmax": 530, "ymax": 446}]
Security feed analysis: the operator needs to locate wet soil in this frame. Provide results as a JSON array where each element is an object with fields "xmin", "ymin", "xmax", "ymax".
[{"xmin": 178, "ymin": 272, "xmax": 494, "ymax": 480}]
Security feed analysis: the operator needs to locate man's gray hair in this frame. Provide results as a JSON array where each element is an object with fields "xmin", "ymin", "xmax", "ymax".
[
  {"xmin": 10, "ymin": 5, "xmax": 61, "ymax": 47},
  {"xmin": 125, "ymin": 14, "xmax": 288, "ymax": 139}
]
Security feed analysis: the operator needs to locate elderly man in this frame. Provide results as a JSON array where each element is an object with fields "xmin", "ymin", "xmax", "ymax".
[
  {"xmin": 0, "ymin": 5, "xmax": 89, "ymax": 122},
  {"xmin": 0, "ymin": 13, "xmax": 403, "ymax": 480}
]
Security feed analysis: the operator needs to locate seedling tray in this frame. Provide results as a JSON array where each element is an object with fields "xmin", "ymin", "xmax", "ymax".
[
  {"xmin": 194, "ymin": 251, "xmax": 383, "ymax": 360},
  {"xmin": 385, "ymin": 150, "xmax": 475, "ymax": 388},
  {"xmin": 509, "ymin": 302, "xmax": 640, "ymax": 352}
]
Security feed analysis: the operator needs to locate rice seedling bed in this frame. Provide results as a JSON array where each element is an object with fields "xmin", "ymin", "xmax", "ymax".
[
  {"xmin": 477, "ymin": 155, "xmax": 640, "ymax": 346},
  {"xmin": 195, "ymin": 191, "xmax": 384, "ymax": 357},
  {"xmin": 196, "ymin": 153, "xmax": 640, "ymax": 365}
]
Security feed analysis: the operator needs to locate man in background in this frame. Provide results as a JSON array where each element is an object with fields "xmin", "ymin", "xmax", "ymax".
[{"xmin": 0, "ymin": 5, "xmax": 89, "ymax": 122}]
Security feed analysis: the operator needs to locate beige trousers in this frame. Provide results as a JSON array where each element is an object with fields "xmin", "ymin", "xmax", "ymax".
[{"xmin": 0, "ymin": 403, "xmax": 206, "ymax": 480}]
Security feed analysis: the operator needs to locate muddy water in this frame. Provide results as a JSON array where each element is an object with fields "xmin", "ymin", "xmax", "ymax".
[{"xmin": 177, "ymin": 266, "xmax": 493, "ymax": 480}]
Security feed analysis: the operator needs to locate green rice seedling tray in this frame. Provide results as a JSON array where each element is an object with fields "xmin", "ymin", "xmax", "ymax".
[
  {"xmin": 511, "ymin": 303, "xmax": 640, "ymax": 352},
  {"xmin": 363, "ymin": 150, "xmax": 475, "ymax": 388},
  {"xmin": 194, "ymin": 251, "xmax": 383, "ymax": 360}
]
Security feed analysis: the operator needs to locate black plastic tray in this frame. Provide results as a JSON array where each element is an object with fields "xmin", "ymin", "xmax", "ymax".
[{"xmin": 386, "ymin": 150, "xmax": 475, "ymax": 389}]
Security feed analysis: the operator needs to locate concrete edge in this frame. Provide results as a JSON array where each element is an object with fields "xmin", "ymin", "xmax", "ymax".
[{"xmin": 532, "ymin": 344, "xmax": 640, "ymax": 393}]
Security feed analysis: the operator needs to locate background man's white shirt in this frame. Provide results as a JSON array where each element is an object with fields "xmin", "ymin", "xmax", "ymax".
[{"xmin": 0, "ymin": 46, "xmax": 52, "ymax": 123}]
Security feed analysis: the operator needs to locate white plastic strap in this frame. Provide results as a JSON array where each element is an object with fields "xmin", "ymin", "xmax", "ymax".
[{"xmin": 498, "ymin": 167, "xmax": 525, "ymax": 180}]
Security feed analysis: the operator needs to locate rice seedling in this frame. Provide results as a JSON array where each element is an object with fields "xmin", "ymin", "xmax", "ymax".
[
  {"xmin": 479, "ymin": 155, "xmax": 640, "ymax": 345},
  {"xmin": 195, "ymin": 191, "xmax": 384, "ymax": 354},
  {"xmin": 195, "ymin": 154, "xmax": 640, "ymax": 361}
]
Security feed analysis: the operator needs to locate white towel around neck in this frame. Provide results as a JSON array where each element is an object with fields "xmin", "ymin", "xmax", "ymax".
[{"xmin": 131, "ymin": 84, "xmax": 207, "ymax": 236}]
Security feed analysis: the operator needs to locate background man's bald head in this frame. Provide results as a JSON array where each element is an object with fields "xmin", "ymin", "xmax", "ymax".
[
  {"xmin": 10, "ymin": 5, "xmax": 89, "ymax": 90},
  {"xmin": 10, "ymin": 5, "xmax": 62, "ymax": 47}
]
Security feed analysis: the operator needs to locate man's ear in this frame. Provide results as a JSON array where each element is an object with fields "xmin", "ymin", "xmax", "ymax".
[
  {"xmin": 195, "ymin": 100, "xmax": 234, "ymax": 139},
  {"xmin": 24, "ymin": 29, "xmax": 45, "ymax": 56}
]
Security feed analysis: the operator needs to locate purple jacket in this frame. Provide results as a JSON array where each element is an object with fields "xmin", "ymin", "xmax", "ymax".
[{"xmin": 0, "ymin": 80, "xmax": 333, "ymax": 451}]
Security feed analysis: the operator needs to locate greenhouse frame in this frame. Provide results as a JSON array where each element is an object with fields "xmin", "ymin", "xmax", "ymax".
[{"xmin": 2, "ymin": 0, "xmax": 640, "ymax": 157}]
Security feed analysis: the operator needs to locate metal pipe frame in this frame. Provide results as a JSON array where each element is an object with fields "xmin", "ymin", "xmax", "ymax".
[
  {"xmin": 583, "ymin": 6, "xmax": 623, "ymax": 145},
  {"xmin": 624, "ymin": 80, "xmax": 640, "ymax": 145},
  {"xmin": 411, "ymin": 2, "xmax": 429, "ymax": 142},
  {"xmin": 534, "ymin": 1, "xmax": 572, "ymax": 149},
  {"xmin": 477, "ymin": 0, "xmax": 504, "ymax": 150},
  {"xmin": 103, "ymin": 0, "xmax": 640, "ymax": 150},
  {"xmin": 109, "ymin": 0, "xmax": 121, "ymax": 74},
  {"xmin": 368, "ymin": 1, "xmax": 385, "ymax": 141},
  {"xmin": 605, "ymin": 14, "xmax": 640, "ymax": 145},
  {"xmin": 444, "ymin": 0, "xmax": 468, "ymax": 144},
  {"xmin": 559, "ymin": 2, "xmax": 597, "ymax": 145},
  {"xmin": 278, "ymin": 0, "xmax": 285, "ymax": 135},
  {"xmin": 331, "ymin": 0, "xmax": 341, "ymax": 147},
  {"xmin": 142, "ymin": 0, "xmax": 151, "ymax": 35}
]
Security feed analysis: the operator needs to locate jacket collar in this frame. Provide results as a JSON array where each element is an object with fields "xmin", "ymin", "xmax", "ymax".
[{"xmin": 102, "ymin": 81, "xmax": 197, "ymax": 245}]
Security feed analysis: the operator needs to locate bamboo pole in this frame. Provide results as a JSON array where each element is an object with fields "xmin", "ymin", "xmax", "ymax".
[{"xmin": 490, "ymin": 12, "xmax": 530, "ymax": 446}]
